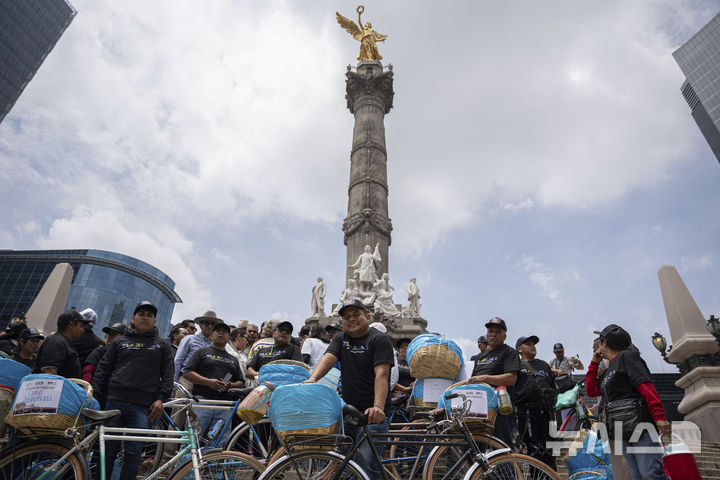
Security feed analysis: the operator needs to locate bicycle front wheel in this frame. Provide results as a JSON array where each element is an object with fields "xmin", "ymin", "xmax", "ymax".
[
  {"xmin": 224, "ymin": 418, "xmax": 278, "ymax": 464},
  {"xmin": 262, "ymin": 450, "xmax": 368, "ymax": 480},
  {"xmin": 422, "ymin": 434, "xmax": 507, "ymax": 480},
  {"xmin": 166, "ymin": 450, "xmax": 265, "ymax": 480},
  {"xmin": 0, "ymin": 441, "xmax": 89, "ymax": 480},
  {"xmin": 467, "ymin": 453, "xmax": 560, "ymax": 480}
]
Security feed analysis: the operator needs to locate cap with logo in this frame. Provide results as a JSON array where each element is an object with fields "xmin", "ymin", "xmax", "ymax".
[
  {"xmin": 553, "ymin": 343, "xmax": 564, "ymax": 351},
  {"xmin": 20, "ymin": 327, "xmax": 45, "ymax": 340},
  {"xmin": 134, "ymin": 301, "xmax": 158, "ymax": 316},
  {"xmin": 102, "ymin": 323, "xmax": 127, "ymax": 335},
  {"xmin": 338, "ymin": 298, "xmax": 369, "ymax": 317},
  {"xmin": 515, "ymin": 335, "xmax": 539, "ymax": 348},
  {"xmin": 275, "ymin": 321, "xmax": 294, "ymax": 333},
  {"xmin": 484, "ymin": 317, "xmax": 507, "ymax": 331},
  {"xmin": 593, "ymin": 324, "xmax": 632, "ymax": 350},
  {"xmin": 478, "ymin": 335, "xmax": 487, "ymax": 344}
]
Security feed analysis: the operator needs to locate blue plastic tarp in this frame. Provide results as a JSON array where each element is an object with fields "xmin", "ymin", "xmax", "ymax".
[
  {"xmin": 406, "ymin": 334, "xmax": 464, "ymax": 367},
  {"xmin": 566, "ymin": 430, "xmax": 613, "ymax": 480},
  {"xmin": 0, "ymin": 358, "xmax": 31, "ymax": 390},
  {"xmin": 268, "ymin": 383, "xmax": 344, "ymax": 431},
  {"xmin": 437, "ymin": 383, "xmax": 498, "ymax": 413},
  {"xmin": 12, "ymin": 374, "xmax": 99, "ymax": 415},
  {"xmin": 258, "ymin": 363, "xmax": 311, "ymax": 387}
]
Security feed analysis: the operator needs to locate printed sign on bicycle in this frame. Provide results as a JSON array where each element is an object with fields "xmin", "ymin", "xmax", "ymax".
[
  {"xmin": 12, "ymin": 378, "xmax": 63, "ymax": 415},
  {"xmin": 450, "ymin": 390, "xmax": 488, "ymax": 419}
]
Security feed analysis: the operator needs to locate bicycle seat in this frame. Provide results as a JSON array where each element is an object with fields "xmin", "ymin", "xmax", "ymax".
[
  {"xmin": 391, "ymin": 394, "xmax": 409, "ymax": 406},
  {"xmin": 82, "ymin": 408, "xmax": 122, "ymax": 422},
  {"xmin": 342, "ymin": 404, "xmax": 367, "ymax": 426},
  {"xmin": 228, "ymin": 387, "xmax": 254, "ymax": 397}
]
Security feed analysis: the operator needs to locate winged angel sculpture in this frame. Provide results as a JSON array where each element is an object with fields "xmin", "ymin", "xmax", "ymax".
[{"xmin": 336, "ymin": 6, "xmax": 388, "ymax": 61}]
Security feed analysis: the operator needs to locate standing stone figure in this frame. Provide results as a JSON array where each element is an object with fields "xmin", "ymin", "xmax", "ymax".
[
  {"xmin": 311, "ymin": 277, "xmax": 327, "ymax": 317},
  {"xmin": 373, "ymin": 273, "xmax": 401, "ymax": 319},
  {"xmin": 406, "ymin": 278, "xmax": 421, "ymax": 317},
  {"xmin": 350, "ymin": 243, "xmax": 381, "ymax": 294},
  {"xmin": 332, "ymin": 279, "xmax": 361, "ymax": 316}
]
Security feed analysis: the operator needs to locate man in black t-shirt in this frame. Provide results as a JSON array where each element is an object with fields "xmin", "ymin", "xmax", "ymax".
[
  {"xmin": 33, "ymin": 310, "xmax": 85, "ymax": 378},
  {"xmin": 307, "ymin": 299, "xmax": 394, "ymax": 480},
  {"xmin": 183, "ymin": 322, "xmax": 244, "ymax": 444},
  {"xmin": 515, "ymin": 335, "xmax": 556, "ymax": 470},
  {"xmin": 245, "ymin": 321, "xmax": 302, "ymax": 380},
  {"xmin": 469, "ymin": 316, "xmax": 520, "ymax": 448}
]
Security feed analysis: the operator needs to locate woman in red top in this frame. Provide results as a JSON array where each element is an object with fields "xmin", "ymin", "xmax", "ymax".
[{"xmin": 586, "ymin": 324, "xmax": 670, "ymax": 480}]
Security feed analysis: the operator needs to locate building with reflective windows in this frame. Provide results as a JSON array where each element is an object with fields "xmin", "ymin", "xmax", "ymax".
[
  {"xmin": 0, "ymin": 250, "xmax": 181, "ymax": 337},
  {"xmin": 673, "ymin": 12, "xmax": 720, "ymax": 164},
  {"xmin": 0, "ymin": 0, "xmax": 76, "ymax": 123}
]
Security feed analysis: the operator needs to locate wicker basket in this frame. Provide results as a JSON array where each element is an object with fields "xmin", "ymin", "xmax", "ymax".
[
  {"xmin": 5, "ymin": 378, "xmax": 93, "ymax": 437},
  {"xmin": 409, "ymin": 344, "xmax": 462, "ymax": 380},
  {"xmin": 0, "ymin": 386, "xmax": 14, "ymax": 428},
  {"xmin": 277, "ymin": 422, "xmax": 340, "ymax": 451},
  {"xmin": 444, "ymin": 380, "xmax": 497, "ymax": 435}
]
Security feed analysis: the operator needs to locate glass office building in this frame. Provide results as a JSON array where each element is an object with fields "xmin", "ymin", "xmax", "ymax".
[
  {"xmin": 673, "ymin": 12, "xmax": 720, "ymax": 164},
  {"xmin": 0, "ymin": 0, "xmax": 76, "ymax": 123},
  {"xmin": 0, "ymin": 250, "xmax": 181, "ymax": 337}
]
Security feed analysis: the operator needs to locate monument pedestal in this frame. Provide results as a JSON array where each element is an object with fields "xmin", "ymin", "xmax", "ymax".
[{"xmin": 676, "ymin": 366, "xmax": 720, "ymax": 442}]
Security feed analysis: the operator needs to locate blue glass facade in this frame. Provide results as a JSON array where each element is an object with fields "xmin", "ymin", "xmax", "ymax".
[
  {"xmin": 0, "ymin": 0, "xmax": 76, "ymax": 123},
  {"xmin": 0, "ymin": 250, "xmax": 181, "ymax": 337},
  {"xmin": 673, "ymin": 12, "xmax": 720, "ymax": 164}
]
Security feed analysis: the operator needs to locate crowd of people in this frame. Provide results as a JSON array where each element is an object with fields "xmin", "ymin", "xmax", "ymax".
[{"xmin": 0, "ymin": 300, "xmax": 671, "ymax": 480}]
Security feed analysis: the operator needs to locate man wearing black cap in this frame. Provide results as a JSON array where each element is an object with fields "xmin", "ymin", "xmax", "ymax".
[
  {"xmin": 82, "ymin": 323, "xmax": 127, "ymax": 384},
  {"xmin": 183, "ymin": 322, "xmax": 245, "ymax": 444},
  {"xmin": 306, "ymin": 299, "xmax": 394, "ymax": 480},
  {"xmin": 245, "ymin": 321, "xmax": 302, "ymax": 380},
  {"xmin": 33, "ymin": 310, "xmax": 85, "ymax": 378},
  {"xmin": 470, "ymin": 336, "xmax": 488, "ymax": 364},
  {"xmin": 13, "ymin": 328, "xmax": 44, "ymax": 368},
  {"xmin": 468, "ymin": 316, "xmax": 520, "ymax": 448},
  {"xmin": 325, "ymin": 323, "xmax": 341, "ymax": 341},
  {"xmin": 549, "ymin": 342, "xmax": 583, "ymax": 376},
  {"xmin": 92, "ymin": 301, "xmax": 174, "ymax": 480},
  {"xmin": 515, "ymin": 335, "xmax": 556, "ymax": 469}
]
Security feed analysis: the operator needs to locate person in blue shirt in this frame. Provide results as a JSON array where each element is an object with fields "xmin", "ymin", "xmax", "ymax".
[{"xmin": 173, "ymin": 311, "xmax": 222, "ymax": 389}]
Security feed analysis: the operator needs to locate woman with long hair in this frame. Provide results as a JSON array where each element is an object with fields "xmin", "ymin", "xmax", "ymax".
[{"xmin": 301, "ymin": 324, "xmax": 330, "ymax": 368}]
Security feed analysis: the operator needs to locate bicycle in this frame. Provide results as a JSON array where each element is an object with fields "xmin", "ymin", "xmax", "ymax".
[
  {"xmin": 0, "ymin": 396, "xmax": 264, "ymax": 480},
  {"xmin": 258, "ymin": 391, "xmax": 560, "ymax": 480}
]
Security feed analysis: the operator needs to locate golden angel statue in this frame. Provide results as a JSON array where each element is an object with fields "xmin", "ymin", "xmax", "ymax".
[{"xmin": 336, "ymin": 6, "xmax": 388, "ymax": 61}]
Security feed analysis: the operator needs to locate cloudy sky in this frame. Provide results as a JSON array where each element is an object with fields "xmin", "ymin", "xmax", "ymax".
[{"xmin": 2, "ymin": 0, "xmax": 720, "ymax": 372}]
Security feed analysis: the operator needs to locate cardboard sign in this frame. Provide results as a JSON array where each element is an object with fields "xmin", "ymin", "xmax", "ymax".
[
  {"xmin": 450, "ymin": 389, "xmax": 489, "ymax": 419},
  {"xmin": 422, "ymin": 378, "xmax": 454, "ymax": 403},
  {"xmin": 12, "ymin": 378, "xmax": 63, "ymax": 415}
]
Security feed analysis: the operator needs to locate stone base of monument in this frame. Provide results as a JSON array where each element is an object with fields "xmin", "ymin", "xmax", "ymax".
[{"xmin": 305, "ymin": 304, "xmax": 428, "ymax": 343}]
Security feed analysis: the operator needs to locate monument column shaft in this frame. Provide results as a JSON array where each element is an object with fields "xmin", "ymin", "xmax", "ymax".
[{"xmin": 342, "ymin": 61, "xmax": 394, "ymax": 285}]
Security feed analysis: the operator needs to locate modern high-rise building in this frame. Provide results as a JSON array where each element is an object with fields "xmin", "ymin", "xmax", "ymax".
[
  {"xmin": 0, "ymin": 249, "xmax": 182, "ymax": 337},
  {"xmin": 0, "ymin": 0, "xmax": 77, "ymax": 123},
  {"xmin": 673, "ymin": 12, "xmax": 720, "ymax": 164}
]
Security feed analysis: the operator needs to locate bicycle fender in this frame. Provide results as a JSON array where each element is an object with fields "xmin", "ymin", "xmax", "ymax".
[
  {"xmin": 460, "ymin": 448, "xmax": 513, "ymax": 480},
  {"xmin": 257, "ymin": 451, "xmax": 370, "ymax": 480}
]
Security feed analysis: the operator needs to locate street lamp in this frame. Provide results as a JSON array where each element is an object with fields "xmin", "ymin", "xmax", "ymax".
[
  {"xmin": 652, "ymin": 332, "xmax": 670, "ymax": 362},
  {"xmin": 706, "ymin": 315, "xmax": 720, "ymax": 347}
]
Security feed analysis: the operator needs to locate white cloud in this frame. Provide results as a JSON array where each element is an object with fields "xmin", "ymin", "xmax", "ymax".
[
  {"xmin": 680, "ymin": 254, "xmax": 712, "ymax": 272},
  {"xmin": 519, "ymin": 255, "xmax": 561, "ymax": 304}
]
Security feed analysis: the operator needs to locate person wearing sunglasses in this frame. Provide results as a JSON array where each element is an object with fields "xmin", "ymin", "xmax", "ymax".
[{"xmin": 245, "ymin": 321, "xmax": 302, "ymax": 381}]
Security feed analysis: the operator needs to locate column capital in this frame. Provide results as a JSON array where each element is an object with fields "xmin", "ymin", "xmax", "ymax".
[{"xmin": 345, "ymin": 69, "xmax": 394, "ymax": 114}]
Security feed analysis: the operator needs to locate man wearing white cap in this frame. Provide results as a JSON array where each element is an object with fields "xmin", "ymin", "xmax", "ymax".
[{"xmin": 72, "ymin": 308, "xmax": 104, "ymax": 365}]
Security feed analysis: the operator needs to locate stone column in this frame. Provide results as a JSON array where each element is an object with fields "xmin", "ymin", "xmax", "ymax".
[
  {"xmin": 658, "ymin": 265, "xmax": 720, "ymax": 442},
  {"xmin": 25, "ymin": 262, "xmax": 74, "ymax": 334},
  {"xmin": 342, "ymin": 61, "xmax": 394, "ymax": 284}
]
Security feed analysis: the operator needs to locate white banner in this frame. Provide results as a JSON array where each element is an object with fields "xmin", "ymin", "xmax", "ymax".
[
  {"xmin": 450, "ymin": 389, "xmax": 489, "ymax": 419},
  {"xmin": 12, "ymin": 378, "xmax": 63, "ymax": 415}
]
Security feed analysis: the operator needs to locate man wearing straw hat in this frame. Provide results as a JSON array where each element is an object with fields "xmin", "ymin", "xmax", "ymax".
[{"xmin": 173, "ymin": 310, "xmax": 222, "ymax": 390}]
